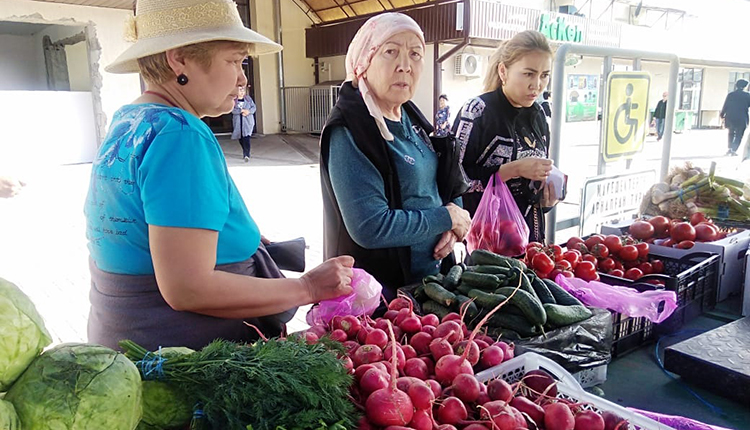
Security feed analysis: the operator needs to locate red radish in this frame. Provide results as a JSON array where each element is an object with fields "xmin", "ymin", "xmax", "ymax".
[
  {"xmin": 307, "ymin": 324, "xmax": 328, "ymax": 338},
  {"xmin": 510, "ymin": 396, "xmax": 545, "ymax": 426},
  {"xmin": 602, "ymin": 411, "xmax": 628, "ymax": 430},
  {"xmin": 384, "ymin": 342, "xmax": 406, "ymax": 370},
  {"xmin": 575, "ymin": 410, "xmax": 605, "ymax": 430},
  {"xmin": 409, "ymin": 409, "xmax": 433, "ymax": 430},
  {"xmin": 341, "ymin": 356, "xmax": 354, "ymax": 373},
  {"xmin": 342, "ymin": 340, "xmax": 360, "ymax": 356},
  {"xmin": 438, "ymin": 426, "xmax": 457, "ymax": 430},
  {"xmin": 450, "ymin": 373, "xmax": 481, "ymax": 403},
  {"xmin": 407, "ymin": 381, "xmax": 435, "ymax": 410},
  {"xmin": 453, "ymin": 340, "xmax": 481, "ymax": 366},
  {"xmin": 402, "ymin": 344, "xmax": 417, "ymax": 360},
  {"xmin": 375, "ymin": 318, "xmax": 392, "ymax": 331},
  {"xmin": 357, "ymin": 325, "xmax": 373, "ymax": 344},
  {"xmin": 442, "ymin": 312, "xmax": 462, "ymax": 323},
  {"xmin": 464, "ymin": 425, "xmax": 490, "ymax": 430},
  {"xmin": 366, "ymin": 329, "xmax": 388, "ymax": 349},
  {"xmin": 330, "ymin": 329, "xmax": 348, "ymax": 343},
  {"xmin": 475, "ymin": 339, "xmax": 489, "ymax": 350},
  {"xmin": 487, "ymin": 378, "xmax": 513, "ymax": 402},
  {"xmin": 355, "ymin": 363, "xmax": 377, "ymax": 381},
  {"xmin": 396, "ymin": 376, "xmax": 422, "ymax": 393},
  {"xmin": 426, "ymin": 379, "xmax": 442, "ymax": 398},
  {"xmin": 494, "ymin": 341, "xmax": 514, "ymax": 360},
  {"xmin": 365, "ymin": 321, "xmax": 414, "ymax": 426},
  {"xmin": 403, "ymin": 357, "xmax": 429, "ymax": 380},
  {"xmin": 304, "ymin": 331, "xmax": 319, "ymax": 344},
  {"xmin": 372, "ymin": 362, "xmax": 389, "ymax": 374},
  {"xmin": 421, "ymin": 325, "xmax": 436, "ymax": 336},
  {"xmin": 394, "ymin": 308, "xmax": 412, "ymax": 326},
  {"xmin": 476, "ymin": 392, "xmax": 491, "ymax": 405},
  {"xmin": 544, "ymin": 403, "xmax": 575, "ymax": 430},
  {"xmin": 421, "ymin": 313, "xmax": 440, "ymax": 327},
  {"xmin": 360, "ymin": 367, "xmax": 389, "ymax": 396},
  {"xmin": 389, "ymin": 296, "xmax": 412, "ymax": 311},
  {"xmin": 479, "ymin": 345, "xmax": 504, "ymax": 369},
  {"xmin": 340, "ymin": 315, "xmax": 361, "ymax": 338},
  {"xmin": 352, "ymin": 344, "xmax": 384, "ymax": 367},
  {"xmin": 429, "ymin": 338, "xmax": 454, "ymax": 361},
  {"xmin": 480, "ymin": 401, "xmax": 527, "ymax": 429},
  {"xmin": 400, "ymin": 315, "xmax": 422, "ymax": 333},
  {"xmin": 331, "ymin": 315, "xmax": 344, "ymax": 331},
  {"xmin": 357, "ymin": 416, "xmax": 376, "ymax": 430},
  {"xmin": 437, "ymin": 396, "xmax": 468, "ymax": 425},
  {"xmin": 409, "ymin": 332, "xmax": 432, "ymax": 355},
  {"xmin": 433, "ymin": 321, "xmax": 464, "ymax": 343},
  {"xmin": 392, "ymin": 325, "xmax": 404, "ymax": 342},
  {"xmin": 476, "ymin": 333, "xmax": 495, "ymax": 345},
  {"xmin": 419, "ymin": 357, "xmax": 435, "ymax": 376},
  {"xmin": 523, "ymin": 369, "xmax": 558, "ymax": 400},
  {"xmin": 382, "ymin": 427, "xmax": 411, "ymax": 430}
]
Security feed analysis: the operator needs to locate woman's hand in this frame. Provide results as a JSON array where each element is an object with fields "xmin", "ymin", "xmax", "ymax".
[
  {"xmin": 446, "ymin": 203, "xmax": 471, "ymax": 241},
  {"xmin": 300, "ymin": 256, "xmax": 355, "ymax": 302},
  {"xmin": 433, "ymin": 230, "xmax": 457, "ymax": 260},
  {"xmin": 541, "ymin": 181, "xmax": 558, "ymax": 208},
  {"xmin": 506, "ymin": 157, "xmax": 552, "ymax": 182}
]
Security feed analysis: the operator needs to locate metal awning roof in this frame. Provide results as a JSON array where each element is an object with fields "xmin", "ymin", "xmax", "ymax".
[
  {"xmin": 31, "ymin": 0, "xmax": 133, "ymax": 10},
  {"xmin": 291, "ymin": 0, "xmax": 433, "ymax": 24}
]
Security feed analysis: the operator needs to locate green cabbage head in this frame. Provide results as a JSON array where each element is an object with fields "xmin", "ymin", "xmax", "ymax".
[
  {"xmin": 5, "ymin": 343, "xmax": 142, "ymax": 430},
  {"xmin": 0, "ymin": 399, "xmax": 21, "ymax": 430},
  {"xmin": 0, "ymin": 277, "xmax": 52, "ymax": 391},
  {"xmin": 138, "ymin": 347, "xmax": 195, "ymax": 429}
]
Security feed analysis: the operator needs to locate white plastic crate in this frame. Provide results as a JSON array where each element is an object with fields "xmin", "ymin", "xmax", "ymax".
[
  {"xmin": 476, "ymin": 352, "xmax": 675, "ymax": 430},
  {"xmin": 573, "ymin": 364, "xmax": 608, "ymax": 388},
  {"xmin": 744, "ymin": 250, "xmax": 750, "ymax": 316}
]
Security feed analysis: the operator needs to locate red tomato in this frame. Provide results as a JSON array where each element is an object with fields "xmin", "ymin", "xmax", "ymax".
[
  {"xmin": 574, "ymin": 261, "xmax": 598, "ymax": 281},
  {"xmin": 584, "ymin": 235, "xmax": 605, "ymax": 250},
  {"xmin": 624, "ymin": 267, "xmax": 644, "ymax": 280},
  {"xmin": 531, "ymin": 253, "xmax": 554, "ymax": 276},
  {"xmin": 675, "ymin": 240, "xmax": 695, "ymax": 249},
  {"xmin": 572, "ymin": 242, "xmax": 589, "ymax": 255},
  {"xmin": 548, "ymin": 244, "xmax": 563, "ymax": 262},
  {"xmin": 614, "ymin": 260, "xmax": 625, "ymax": 271},
  {"xmin": 690, "ymin": 212, "xmax": 708, "ymax": 226},
  {"xmin": 609, "ymin": 269, "xmax": 625, "ymax": 277},
  {"xmin": 648, "ymin": 216, "xmax": 671, "ymax": 238},
  {"xmin": 590, "ymin": 243, "xmax": 610, "ymax": 259},
  {"xmin": 694, "ymin": 224, "xmax": 718, "ymax": 242},
  {"xmin": 603, "ymin": 235, "xmax": 623, "ymax": 253},
  {"xmin": 547, "ymin": 268, "xmax": 563, "ymax": 280},
  {"xmin": 555, "ymin": 260, "xmax": 573, "ymax": 271},
  {"xmin": 635, "ymin": 242, "xmax": 649, "ymax": 260},
  {"xmin": 526, "ymin": 247, "xmax": 541, "ymax": 262},
  {"xmin": 527, "ymin": 241, "xmax": 544, "ymax": 251},
  {"xmin": 619, "ymin": 245, "xmax": 639, "ymax": 261},
  {"xmin": 651, "ymin": 259, "xmax": 664, "ymax": 274},
  {"xmin": 638, "ymin": 262, "xmax": 653, "ymax": 275},
  {"xmin": 671, "ymin": 222, "xmax": 696, "ymax": 242},
  {"xmin": 582, "ymin": 254, "xmax": 598, "ymax": 269},
  {"xmin": 561, "ymin": 270, "xmax": 575, "ymax": 278},
  {"xmin": 562, "ymin": 250, "xmax": 581, "ymax": 269},
  {"xmin": 599, "ymin": 257, "xmax": 616, "ymax": 272},
  {"xmin": 566, "ymin": 237, "xmax": 585, "ymax": 250},
  {"xmin": 629, "ymin": 220, "xmax": 655, "ymax": 240}
]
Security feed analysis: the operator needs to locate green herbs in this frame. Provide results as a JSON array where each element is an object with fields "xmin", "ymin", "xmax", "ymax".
[{"xmin": 120, "ymin": 338, "xmax": 358, "ymax": 430}]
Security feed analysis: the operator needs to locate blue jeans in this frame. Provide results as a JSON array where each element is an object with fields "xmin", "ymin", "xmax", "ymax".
[{"xmin": 655, "ymin": 118, "xmax": 665, "ymax": 139}]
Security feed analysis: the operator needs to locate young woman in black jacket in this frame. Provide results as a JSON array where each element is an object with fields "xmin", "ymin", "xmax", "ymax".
[{"xmin": 454, "ymin": 30, "xmax": 558, "ymax": 243}]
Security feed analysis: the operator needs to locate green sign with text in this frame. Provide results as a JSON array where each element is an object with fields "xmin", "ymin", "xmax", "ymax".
[{"xmin": 539, "ymin": 14, "xmax": 583, "ymax": 43}]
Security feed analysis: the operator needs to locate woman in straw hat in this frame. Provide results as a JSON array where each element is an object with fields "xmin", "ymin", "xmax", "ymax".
[
  {"xmin": 320, "ymin": 13, "xmax": 471, "ymax": 299},
  {"xmin": 84, "ymin": 0, "xmax": 353, "ymax": 351}
]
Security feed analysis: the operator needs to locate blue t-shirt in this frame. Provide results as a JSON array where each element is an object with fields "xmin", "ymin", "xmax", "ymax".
[{"xmin": 85, "ymin": 104, "xmax": 260, "ymax": 275}]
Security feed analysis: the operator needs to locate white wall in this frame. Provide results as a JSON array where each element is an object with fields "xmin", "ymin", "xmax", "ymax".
[
  {"xmin": 2, "ymin": 0, "xmax": 141, "ymax": 152},
  {"xmin": 0, "ymin": 34, "xmax": 45, "ymax": 90},
  {"xmin": 66, "ymin": 40, "xmax": 91, "ymax": 91},
  {"xmin": 251, "ymin": 0, "xmax": 281, "ymax": 134},
  {"xmin": 280, "ymin": 0, "xmax": 314, "ymax": 87}
]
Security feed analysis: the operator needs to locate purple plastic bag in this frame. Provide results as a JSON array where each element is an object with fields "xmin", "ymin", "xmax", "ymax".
[
  {"xmin": 466, "ymin": 173, "xmax": 529, "ymax": 257},
  {"xmin": 628, "ymin": 408, "xmax": 733, "ymax": 430},
  {"xmin": 555, "ymin": 274, "xmax": 678, "ymax": 323},
  {"xmin": 306, "ymin": 268, "xmax": 382, "ymax": 326}
]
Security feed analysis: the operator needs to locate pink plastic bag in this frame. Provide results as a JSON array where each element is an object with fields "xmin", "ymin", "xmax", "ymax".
[
  {"xmin": 556, "ymin": 274, "xmax": 678, "ymax": 323},
  {"xmin": 306, "ymin": 268, "xmax": 382, "ymax": 326},
  {"xmin": 466, "ymin": 172, "xmax": 529, "ymax": 256}
]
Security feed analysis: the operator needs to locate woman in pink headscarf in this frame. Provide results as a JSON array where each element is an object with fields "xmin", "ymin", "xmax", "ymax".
[{"xmin": 320, "ymin": 12, "xmax": 471, "ymax": 298}]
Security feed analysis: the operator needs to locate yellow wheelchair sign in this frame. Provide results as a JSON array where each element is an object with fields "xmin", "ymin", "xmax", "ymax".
[{"xmin": 603, "ymin": 72, "xmax": 651, "ymax": 161}]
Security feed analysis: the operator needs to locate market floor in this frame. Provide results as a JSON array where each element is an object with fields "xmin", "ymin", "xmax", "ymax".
[{"xmin": 1, "ymin": 129, "xmax": 748, "ymax": 428}]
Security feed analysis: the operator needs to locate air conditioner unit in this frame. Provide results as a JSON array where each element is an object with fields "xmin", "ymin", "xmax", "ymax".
[{"xmin": 455, "ymin": 54, "xmax": 482, "ymax": 78}]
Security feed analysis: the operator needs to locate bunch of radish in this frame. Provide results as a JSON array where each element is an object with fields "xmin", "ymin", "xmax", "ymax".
[{"xmin": 302, "ymin": 293, "xmax": 632, "ymax": 430}]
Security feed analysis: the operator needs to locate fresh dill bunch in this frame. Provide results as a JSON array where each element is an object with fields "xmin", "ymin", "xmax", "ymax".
[{"xmin": 120, "ymin": 338, "xmax": 358, "ymax": 430}]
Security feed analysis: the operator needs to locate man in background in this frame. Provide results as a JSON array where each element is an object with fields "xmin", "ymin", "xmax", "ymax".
[
  {"xmin": 720, "ymin": 79, "xmax": 750, "ymax": 156},
  {"xmin": 653, "ymin": 91, "xmax": 667, "ymax": 141}
]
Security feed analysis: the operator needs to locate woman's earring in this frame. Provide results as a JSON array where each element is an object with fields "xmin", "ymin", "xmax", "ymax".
[{"xmin": 177, "ymin": 74, "xmax": 189, "ymax": 85}]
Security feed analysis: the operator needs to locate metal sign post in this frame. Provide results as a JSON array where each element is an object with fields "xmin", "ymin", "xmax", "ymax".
[{"xmin": 547, "ymin": 44, "xmax": 679, "ymax": 244}]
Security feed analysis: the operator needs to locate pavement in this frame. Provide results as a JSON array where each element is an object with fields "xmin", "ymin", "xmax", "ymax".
[{"xmin": 2, "ymin": 127, "xmax": 748, "ymax": 344}]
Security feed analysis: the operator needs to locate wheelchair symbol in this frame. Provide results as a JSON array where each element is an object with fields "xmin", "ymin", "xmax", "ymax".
[{"xmin": 613, "ymin": 83, "xmax": 639, "ymax": 144}]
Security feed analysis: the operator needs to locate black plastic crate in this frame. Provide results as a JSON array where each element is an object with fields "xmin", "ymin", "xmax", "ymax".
[
  {"xmin": 610, "ymin": 311, "xmax": 654, "ymax": 358},
  {"xmin": 599, "ymin": 251, "xmax": 720, "ymax": 335}
]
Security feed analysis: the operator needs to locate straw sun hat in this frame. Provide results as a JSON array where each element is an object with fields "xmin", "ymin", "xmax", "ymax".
[{"xmin": 106, "ymin": 0, "xmax": 282, "ymax": 74}]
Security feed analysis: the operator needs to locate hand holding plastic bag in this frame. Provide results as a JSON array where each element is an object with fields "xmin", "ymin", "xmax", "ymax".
[
  {"xmin": 466, "ymin": 173, "xmax": 529, "ymax": 256},
  {"xmin": 556, "ymin": 275, "xmax": 678, "ymax": 323},
  {"xmin": 306, "ymin": 268, "xmax": 382, "ymax": 326}
]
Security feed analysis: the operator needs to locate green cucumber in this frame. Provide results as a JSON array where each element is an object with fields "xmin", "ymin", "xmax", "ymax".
[
  {"xmin": 543, "ymin": 304, "xmax": 593, "ymax": 327},
  {"xmin": 487, "ymin": 327, "xmax": 523, "ymax": 340},
  {"xmin": 443, "ymin": 265, "xmax": 463, "ymax": 291},
  {"xmin": 542, "ymin": 279, "xmax": 583, "ymax": 306},
  {"xmin": 487, "ymin": 313, "xmax": 539, "ymax": 338},
  {"xmin": 530, "ymin": 276, "xmax": 556, "ymax": 304},
  {"xmin": 467, "ymin": 289, "xmax": 508, "ymax": 309},
  {"xmin": 422, "ymin": 273, "xmax": 444, "ymax": 285},
  {"xmin": 517, "ymin": 270, "xmax": 540, "ymax": 302},
  {"xmin": 495, "ymin": 287, "xmax": 547, "ymax": 327},
  {"xmin": 469, "ymin": 265, "xmax": 511, "ymax": 276},
  {"xmin": 412, "ymin": 284, "xmax": 427, "ymax": 302},
  {"xmin": 422, "ymin": 300, "xmax": 451, "ymax": 320},
  {"xmin": 471, "ymin": 249, "xmax": 527, "ymax": 271},
  {"xmin": 423, "ymin": 282, "xmax": 456, "ymax": 307},
  {"xmin": 454, "ymin": 295, "xmax": 480, "ymax": 319},
  {"xmin": 461, "ymin": 271, "xmax": 501, "ymax": 290},
  {"xmin": 456, "ymin": 283, "xmax": 473, "ymax": 295}
]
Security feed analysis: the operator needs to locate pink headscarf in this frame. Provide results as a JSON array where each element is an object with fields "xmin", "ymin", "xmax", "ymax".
[{"xmin": 345, "ymin": 13, "xmax": 425, "ymax": 141}]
